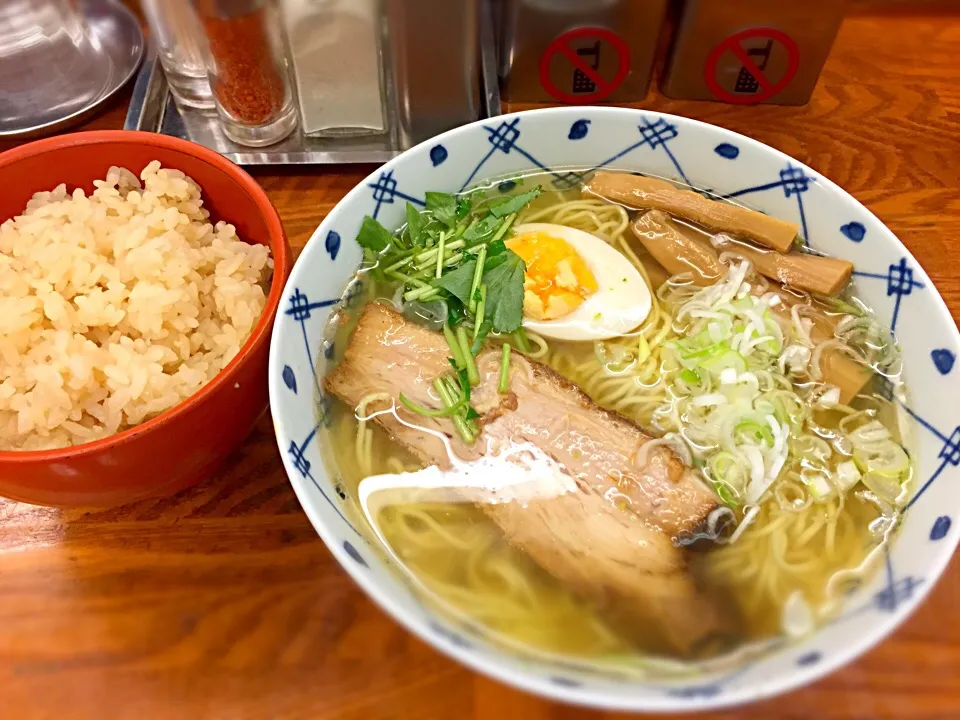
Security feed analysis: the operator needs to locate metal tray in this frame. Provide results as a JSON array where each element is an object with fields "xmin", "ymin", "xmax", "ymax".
[
  {"xmin": 2, "ymin": 0, "xmax": 144, "ymax": 139},
  {"xmin": 124, "ymin": 2, "xmax": 501, "ymax": 165}
]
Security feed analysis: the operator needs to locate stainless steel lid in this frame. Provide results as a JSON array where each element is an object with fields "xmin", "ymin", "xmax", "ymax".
[{"xmin": 0, "ymin": 0, "xmax": 144, "ymax": 139}]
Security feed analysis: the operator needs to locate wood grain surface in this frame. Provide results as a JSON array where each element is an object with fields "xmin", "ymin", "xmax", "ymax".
[{"xmin": 3, "ymin": 3, "xmax": 960, "ymax": 719}]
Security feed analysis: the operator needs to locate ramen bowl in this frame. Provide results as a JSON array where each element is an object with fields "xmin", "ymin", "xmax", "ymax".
[{"xmin": 269, "ymin": 107, "xmax": 960, "ymax": 711}]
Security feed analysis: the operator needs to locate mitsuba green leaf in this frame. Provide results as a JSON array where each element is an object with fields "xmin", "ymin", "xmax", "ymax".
[
  {"xmin": 462, "ymin": 214, "xmax": 501, "ymax": 244},
  {"xmin": 485, "ymin": 238, "xmax": 507, "ymax": 257},
  {"xmin": 481, "ymin": 250, "xmax": 526, "ymax": 333},
  {"xmin": 489, "ymin": 186, "xmax": 541, "ymax": 218},
  {"xmin": 483, "ymin": 251, "xmax": 509, "ymax": 273},
  {"xmin": 425, "ymin": 192, "xmax": 459, "ymax": 228},
  {"xmin": 455, "ymin": 367, "xmax": 471, "ymax": 402},
  {"xmin": 356, "ymin": 215, "xmax": 395, "ymax": 253},
  {"xmin": 433, "ymin": 259, "xmax": 477, "ymax": 305},
  {"xmin": 446, "ymin": 296, "xmax": 466, "ymax": 327},
  {"xmin": 405, "ymin": 202, "xmax": 424, "ymax": 246}
]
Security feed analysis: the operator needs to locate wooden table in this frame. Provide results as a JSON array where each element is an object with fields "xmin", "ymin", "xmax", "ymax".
[{"xmin": 3, "ymin": 3, "xmax": 960, "ymax": 719}]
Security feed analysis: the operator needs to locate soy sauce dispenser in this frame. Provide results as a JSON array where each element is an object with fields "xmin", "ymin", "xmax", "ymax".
[
  {"xmin": 662, "ymin": 0, "xmax": 848, "ymax": 106},
  {"xmin": 498, "ymin": 0, "xmax": 668, "ymax": 106}
]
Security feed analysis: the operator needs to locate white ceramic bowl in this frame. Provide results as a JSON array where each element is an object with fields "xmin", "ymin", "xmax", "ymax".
[{"xmin": 269, "ymin": 107, "xmax": 960, "ymax": 711}]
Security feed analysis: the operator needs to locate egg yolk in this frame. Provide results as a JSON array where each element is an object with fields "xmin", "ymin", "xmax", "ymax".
[{"xmin": 506, "ymin": 231, "xmax": 598, "ymax": 321}]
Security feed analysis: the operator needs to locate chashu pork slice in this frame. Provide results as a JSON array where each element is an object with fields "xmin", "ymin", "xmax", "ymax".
[{"xmin": 325, "ymin": 302, "xmax": 731, "ymax": 655}]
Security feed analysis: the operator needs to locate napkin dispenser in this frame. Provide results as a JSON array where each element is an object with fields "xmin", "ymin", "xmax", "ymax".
[
  {"xmin": 662, "ymin": 0, "xmax": 848, "ymax": 105},
  {"xmin": 497, "ymin": 0, "xmax": 668, "ymax": 105},
  {"xmin": 384, "ymin": 0, "xmax": 482, "ymax": 148}
]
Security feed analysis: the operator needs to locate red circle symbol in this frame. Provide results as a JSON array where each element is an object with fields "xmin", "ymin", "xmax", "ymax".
[
  {"xmin": 703, "ymin": 27, "xmax": 800, "ymax": 105},
  {"xmin": 539, "ymin": 27, "xmax": 631, "ymax": 105}
]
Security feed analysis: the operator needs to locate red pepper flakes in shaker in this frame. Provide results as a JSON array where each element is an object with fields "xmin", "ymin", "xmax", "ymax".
[
  {"xmin": 199, "ymin": 6, "xmax": 283, "ymax": 124},
  {"xmin": 194, "ymin": 0, "xmax": 297, "ymax": 146}
]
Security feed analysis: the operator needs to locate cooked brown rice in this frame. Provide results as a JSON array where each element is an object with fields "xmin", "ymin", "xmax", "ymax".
[{"xmin": 0, "ymin": 161, "xmax": 273, "ymax": 451}]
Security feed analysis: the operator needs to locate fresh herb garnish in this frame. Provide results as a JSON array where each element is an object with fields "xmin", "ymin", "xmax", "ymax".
[
  {"xmin": 446, "ymin": 296, "xmax": 466, "ymax": 327},
  {"xmin": 405, "ymin": 202, "xmax": 424, "ymax": 246},
  {"xmin": 486, "ymin": 238, "xmax": 507, "ymax": 257},
  {"xmin": 481, "ymin": 251, "xmax": 527, "ymax": 333},
  {"xmin": 498, "ymin": 343, "xmax": 511, "ymax": 393},
  {"xmin": 463, "ymin": 215, "xmax": 501, "ymax": 243},
  {"xmin": 471, "ymin": 320, "xmax": 492, "ymax": 355},
  {"xmin": 489, "ymin": 187, "xmax": 541, "ymax": 218},
  {"xmin": 355, "ymin": 183, "xmax": 544, "ymax": 443},
  {"xmin": 356, "ymin": 215, "xmax": 395, "ymax": 252},
  {"xmin": 434, "ymin": 259, "xmax": 477, "ymax": 306},
  {"xmin": 456, "ymin": 195, "xmax": 472, "ymax": 220},
  {"xmin": 425, "ymin": 192, "xmax": 459, "ymax": 228},
  {"xmin": 455, "ymin": 325, "xmax": 480, "ymax": 385},
  {"xmin": 454, "ymin": 366, "xmax": 471, "ymax": 402}
]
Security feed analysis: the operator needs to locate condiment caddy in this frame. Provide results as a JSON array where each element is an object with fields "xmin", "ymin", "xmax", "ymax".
[{"xmin": 128, "ymin": 0, "xmax": 501, "ymax": 164}]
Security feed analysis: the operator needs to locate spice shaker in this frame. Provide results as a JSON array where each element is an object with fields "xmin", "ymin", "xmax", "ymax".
[
  {"xmin": 279, "ymin": 0, "xmax": 385, "ymax": 137},
  {"xmin": 498, "ymin": 0, "xmax": 668, "ymax": 106},
  {"xmin": 384, "ymin": 0, "xmax": 481, "ymax": 148},
  {"xmin": 661, "ymin": 0, "xmax": 848, "ymax": 105},
  {"xmin": 193, "ymin": 0, "xmax": 298, "ymax": 147},
  {"xmin": 141, "ymin": 0, "xmax": 215, "ymax": 110}
]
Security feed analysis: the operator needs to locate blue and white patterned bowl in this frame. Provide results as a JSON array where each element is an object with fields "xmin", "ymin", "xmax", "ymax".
[{"xmin": 268, "ymin": 107, "xmax": 960, "ymax": 711}]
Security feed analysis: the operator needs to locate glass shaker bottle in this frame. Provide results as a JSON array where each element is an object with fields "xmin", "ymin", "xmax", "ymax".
[
  {"xmin": 141, "ymin": 0, "xmax": 215, "ymax": 110},
  {"xmin": 193, "ymin": 0, "xmax": 298, "ymax": 147}
]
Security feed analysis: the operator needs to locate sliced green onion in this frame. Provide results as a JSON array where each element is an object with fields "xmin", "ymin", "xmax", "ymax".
[
  {"xmin": 679, "ymin": 368, "xmax": 700, "ymax": 385},
  {"xmin": 499, "ymin": 343, "xmax": 511, "ymax": 393},
  {"xmin": 823, "ymin": 295, "xmax": 866, "ymax": 318},
  {"xmin": 701, "ymin": 348, "xmax": 747, "ymax": 374},
  {"xmin": 443, "ymin": 323, "xmax": 466, "ymax": 369},
  {"xmin": 853, "ymin": 444, "xmax": 910, "ymax": 479},
  {"xmin": 861, "ymin": 471, "xmax": 901, "ymax": 503},
  {"xmin": 456, "ymin": 325, "xmax": 480, "ymax": 385},
  {"xmin": 802, "ymin": 472, "xmax": 835, "ymax": 501},
  {"xmin": 837, "ymin": 460, "xmax": 861, "ymax": 491},
  {"xmin": 714, "ymin": 482, "xmax": 739, "ymax": 507},
  {"xmin": 735, "ymin": 419, "xmax": 775, "ymax": 446},
  {"xmin": 679, "ymin": 338, "xmax": 728, "ymax": 361}
]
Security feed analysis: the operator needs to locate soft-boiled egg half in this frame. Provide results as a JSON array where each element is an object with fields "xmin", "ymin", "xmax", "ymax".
[{"xmin": 506, "ymin": 223, "xmax": 651, "ymax": 342}]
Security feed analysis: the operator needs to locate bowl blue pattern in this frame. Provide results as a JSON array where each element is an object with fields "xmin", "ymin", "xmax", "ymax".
[{"xmin": 268, "ymin": 107, "xmax": 960, "ymax": 711}]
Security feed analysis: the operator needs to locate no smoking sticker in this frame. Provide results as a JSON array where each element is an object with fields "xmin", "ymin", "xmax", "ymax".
[
  {"xmin": 704, "ymin": 27, "xmax": 800, "ymax": 104},
  {"xmin": 539, "ymin": 27, "xmax": 631, "ymax": 104}
]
